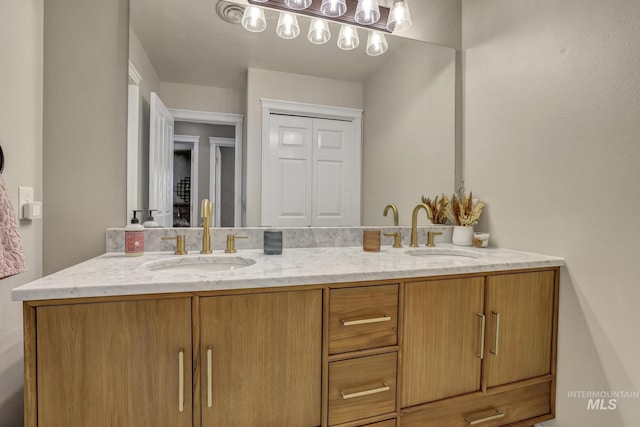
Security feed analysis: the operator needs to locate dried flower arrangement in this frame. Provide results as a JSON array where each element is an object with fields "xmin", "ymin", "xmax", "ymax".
[
  {"xmin": 448, "ymin": 191, "xmax": 485, "ymax": 226},
  {"xmin": 421, "ymin": 194, "xmax": 449, "ymax": 224}
]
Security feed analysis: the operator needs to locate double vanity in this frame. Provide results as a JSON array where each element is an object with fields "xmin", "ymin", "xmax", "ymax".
[{"xmin": 13, "ymin": 228, "xmax": 564, "ymax": 427}]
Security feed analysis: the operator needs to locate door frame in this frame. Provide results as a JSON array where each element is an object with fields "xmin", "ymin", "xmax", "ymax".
[
  {"xmin": 169, "ymin": 109, "xmax": 244, "ymax": 227},
  {"xmin": 260, "ymin": 98, "xmax": 363, "ymax": 226},
  {"xmin": 173, "ymin": 135, "xmax": 200, "ymax": 227},
  {"xmin": 209, "ymin": 137, "xmax": 236, "ymax": 227}
]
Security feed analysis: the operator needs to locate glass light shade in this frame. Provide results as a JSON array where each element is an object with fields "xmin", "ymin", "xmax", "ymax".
[
  {"xmin": 337, "ymin": 25, "xmax": 360, "ymax": 50},
  {"xmin": 285, "ymin": 0, "xmax": 312, "ymax": 10},
  {"xmin": 354, "ymin": 0, "xmax": 380, "ymax": 25},
  {"xmin": 241, "ymin": 6, "xmax": 266, "ymax": 32},
  {"xmin": 366, "ymin": 31, "xmax": 388, "ymax": 56},
  {"xmin": 387, "ymin": 0, "xmax": 412, "ymax": 32},
  {"xmin": 308, "ymin": 19, "xmax": 331, "ymax": 44},
  {"xmin": 320, "ymin": 0, "xmax": 347, "ymax": 18},
  {"xmin": 276, "ymin": 12, "xmax": 300, "ymax": 39}
]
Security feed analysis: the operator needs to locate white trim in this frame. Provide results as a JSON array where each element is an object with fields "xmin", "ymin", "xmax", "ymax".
[
  {"xmin": 209, "ymin": 137, "xmax": 236, "ymax": 227},
  {"xmin": 128, "ymin": 62, "xmax": 142, "ymax": 86},
  {"xmin": 174, "ymin": 135, "xmax": 201, "ymax": 227},
  {"xmin": 126, "ymin": 84, "xmax": 140, "ymax": 223},
  {"xmin": 168, "ymin": 108, "xmax": 244, "ymax": 227},
  {"xmin": 261, "ymin": 98, "xmax": 362, "ymax": 226}
]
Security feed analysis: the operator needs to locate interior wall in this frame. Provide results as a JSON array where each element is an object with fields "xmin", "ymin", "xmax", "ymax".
[
  {"xmin": 245, "ymin": 67, "xmax": 364, "ymax": 226},
  {"xmin": 0, "ymin": 1, "xmax": 43, "ymax": 426},
  {"xmin": 362, "ymin": 41, "xmax": 455, "ymax": 226},
  {"xmin": 160, "ymin": 82, "xmax": 244, "ymax": 115},
  {"xmin": 462, "ymin": 0, "xmax": 640, "ymax": 425},
  {"xmin": 43, "ymin": 0, "xmax": 128, "ymax": 273}
]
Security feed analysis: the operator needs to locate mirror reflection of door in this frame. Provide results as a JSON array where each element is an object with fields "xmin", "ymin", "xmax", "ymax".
[{"xmin": 173, "ymin": 135, "xmax": 200, "ymax": 227}]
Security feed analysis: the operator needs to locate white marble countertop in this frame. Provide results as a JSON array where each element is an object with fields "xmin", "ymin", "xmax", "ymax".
[{"xmin": 11, "ymin": 245, "xmax": 565, "ymax": 301}]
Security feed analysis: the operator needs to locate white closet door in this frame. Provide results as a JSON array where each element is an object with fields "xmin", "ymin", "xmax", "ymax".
[
  {"xmin": 265, "ymin": 115, "xmax": 313, "ymax": 227},
  {"xmin": 312, "ymin": 118, "xmax": 354, "ymax": 227},
  {"xmin": 149, "ymin": 92, "xmax": 175, "ymax": 227}
]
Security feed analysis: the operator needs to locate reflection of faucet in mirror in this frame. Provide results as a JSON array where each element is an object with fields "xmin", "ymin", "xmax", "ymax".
[
  {"xmin": 410, "ymin": 203, "xmax": 433, "ymax": 247},
  {"xmin": 200, "ymin": 199, "xmax": 213, "ymax": 254},
  {"xmin": 383, "ymin": 204, "xmax": 399, "ymax": 226}
]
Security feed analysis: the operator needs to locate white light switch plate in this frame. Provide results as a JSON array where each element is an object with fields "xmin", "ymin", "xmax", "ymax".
[{"xmin": 18, "ymin": 186, "xmax": 34, "ymax": 220}]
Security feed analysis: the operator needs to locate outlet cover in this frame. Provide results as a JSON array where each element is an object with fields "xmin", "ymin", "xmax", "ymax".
[{"xmin": 18, "ymin": 186, "xmax": 34, "ymax": 220}]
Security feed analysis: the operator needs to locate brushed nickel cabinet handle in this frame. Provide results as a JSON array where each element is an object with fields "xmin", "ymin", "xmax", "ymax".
[
  {"xmin": 207, "ymin": 346, "xmax": 213, "ymax": 408},
  {"xmin": 465, "ymin": 409, "xmax": 504, "ymax": 425},
  {"xmin": 490, "ymin": 311, "xmax": 500, "ymax": 356},
  {"xmin": 340, "ymin": 382, "xmax": 390, "ymax": 400},
  {"xmin": 341, "ymin": 315, "xmax": 391, "ymax": 326},
  {"xmin": 475, "ymin": 313, "xmax": 486, "ymax": 359},
  {"xmin": 178, "ymin": 348, "xmax": 185, "ymax": 413}
]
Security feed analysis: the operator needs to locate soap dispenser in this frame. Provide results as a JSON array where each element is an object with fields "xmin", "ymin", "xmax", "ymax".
[
  {"xmin": 143, "ymin": 209, "xmax": 160, "ymax": 228},
  {"xmin": 125, "ymin": 210, "xmax": 145, "ymax": 257}
]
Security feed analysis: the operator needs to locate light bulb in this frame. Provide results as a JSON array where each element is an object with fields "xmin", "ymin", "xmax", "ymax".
[
  {"xmin": 285, "ymin": 0, "xmax": 312, "ymax": 10},
  {"xmin": 366, "ymin": 31, "xmax": 388, "ymax": 56},
  {"xmin": 355, "ymin": 0, "xmax": 380, "ymax": 25},
  {"xmin": 337, "ymin": 25, "xmax": 360, "ymax": 50},
  {"xmin": 320, "ymin": 0, "xmax": 347, "ymax": 18},
  {"xmin": 241, "ymin": 6, "xmax": 266, "ymax": 33},
  {"xmin": 308, "ymin": 19, "xmax": 331, "ymax": 44},
  {"xmin": 387, "ymin": 0, "xmax": 412, "ymax": 32},
  {"xmin": 276, "ymin": 12, "xmax": 300, "ymax": 39}
]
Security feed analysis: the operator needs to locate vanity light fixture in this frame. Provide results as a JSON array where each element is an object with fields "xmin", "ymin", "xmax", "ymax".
[
  {"xmin": 366, "ymin": 30, "xmax": 388, "ymax": 56},
  {"xmin": 354, "ymin": 0, "xmax": 381, "ymax": 25},
  {"xmin": 308, "ymin": 18, "xmax": 331, "ymax": 44},
  {"xmin": 387, "ymin": 0, "xmax": 412, "ymax": 32},
  {"xmin": 285, "ymin": 0, "xmax": 312, "ymax": 10},
  {"xmin": 337, "ymin": 24, "xmax": 359, "ymax": 50},
  {"xmin": 241, "ymin": 5, "xmax": 267, "ymax": 32},
  {"xmin": 320, "ymin": 0, "xmax": 347, "ymax": 18},
  {"xmin": 276, "ymin": 12, "xmax": 301, "ymax": 39}
]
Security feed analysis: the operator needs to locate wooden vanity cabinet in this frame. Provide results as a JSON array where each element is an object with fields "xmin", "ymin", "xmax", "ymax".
[
  {"xmin": 34, "ymin": 298, "xmax": 193, "ymax": 427},
  {"xmin": 199, "ymin": 290, "xmax": 322, "ymax": 427}
]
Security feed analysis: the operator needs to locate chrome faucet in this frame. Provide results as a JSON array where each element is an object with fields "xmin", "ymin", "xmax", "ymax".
[
  {"xmin": 383, "ymin": 204, "xmax": 399, "ymax": 226},
  {"xmin": 200, "ymin": 199, "xmax": 213, "ymax": 254},
  {"xmin": 410, "ymin": 203, "xmax": 433, "ymax": 247}
]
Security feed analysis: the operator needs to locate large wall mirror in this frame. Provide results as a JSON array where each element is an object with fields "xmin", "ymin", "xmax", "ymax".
[{"xmin": 128, "ymin": 0, "xmax": 456, "ymax": 227}]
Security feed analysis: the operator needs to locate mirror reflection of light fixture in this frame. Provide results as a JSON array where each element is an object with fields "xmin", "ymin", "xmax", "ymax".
[
  {"xmin": 276, "ymin": 12, "xmax": 300, "ymax": 39},
  {"xmin": 308, "ymin": 18, "xmax": 331, "ymax": 44},
  {"xmin": 387, "ymin": 0, "xmax": 412, "ymax": 32},
  {"xmin": 320, "ymin": 0, "xmax": 347, "ymax": 18},
  {"xmin": 241, "ymin": 5, "xmax": 267, "ymax": 32},
  {"xmin": 285, "ymin": 0, "xmax": 312, "ymax": 10},
  {"xmin": 366, "ymin": 31, "xmax": 388, "ymax": 56},
  {"xmin": 337, "ymin": 25, "xmax": 359, "ymax": 50},
  {"xmin": 355, "ymin": 0, "xmax": 380, "ymax": 25}
]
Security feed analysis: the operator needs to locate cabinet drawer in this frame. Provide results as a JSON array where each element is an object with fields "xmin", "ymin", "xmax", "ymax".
[
  {"xmin": 329, "ymin": 352, "xmax": 397, "ymax": 426},
  {"xmin": 401, "ymin": 381, "xmax": 552, "ymax": 427},
  {"xmin": 363, "ymin": 420, "xmax": 396, "ymax": 427},
  {"xmin": 329, "ymin": 284, "xmax": 398, "ymax": 354}
]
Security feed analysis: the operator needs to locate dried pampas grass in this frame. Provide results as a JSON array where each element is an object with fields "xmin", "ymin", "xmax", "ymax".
[
  {"xmin": 421, "ymin": 194, "xmax": 449, "ymax": 224},
  {"xmin": 448, "ymin": 191, "xmax": 485, "ymax": 226}
]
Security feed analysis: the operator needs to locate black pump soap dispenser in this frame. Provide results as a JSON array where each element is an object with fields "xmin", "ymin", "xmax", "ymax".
[
  {"xmin": 143, "ymin": 209, "xmax": 160, "ymax": 228},
  {"xmin": 125, "ymin": 210, "xmax": 144, "ymax": 257}
]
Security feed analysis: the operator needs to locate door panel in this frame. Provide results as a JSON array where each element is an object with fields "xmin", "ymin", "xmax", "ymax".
[{"xmin": 149, "ymin": 92, "xmax": 175, "ymax": 227}]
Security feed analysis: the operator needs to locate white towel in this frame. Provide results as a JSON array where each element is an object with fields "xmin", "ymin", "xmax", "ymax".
[{"xmin": 0, "ymin": 175, "xmax": 27, "ymax": 279}]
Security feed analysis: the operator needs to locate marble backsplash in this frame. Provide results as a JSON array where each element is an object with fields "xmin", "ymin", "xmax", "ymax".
[{"xmin": 106, "ymin": 225, "xmax": 454, "ymax": 253}]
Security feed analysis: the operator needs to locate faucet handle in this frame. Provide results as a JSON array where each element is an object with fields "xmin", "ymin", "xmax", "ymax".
[
  {"xmin": 426, "ymin": 231, "xmax": 443, "ymax": 247},
  {"xmin": 384, "ymin": 232, "xmax": 402, "ymax": 248},
  {"xmin": 225, "ymin": 234, "xmax": 248, "ymax": 253},
  {"xmin": 162, "ymin": 235, "xmax": 187, "ymax": 255}
]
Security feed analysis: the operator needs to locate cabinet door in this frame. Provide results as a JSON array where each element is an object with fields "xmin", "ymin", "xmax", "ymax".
[
  {"xmin": 403, "ymin": 278, "xmax": 484, "ymax": 407},
  {"xmin": 36, "ymin": 298, "xmax": 192, "ymax": 427},
  {"xmin": 484, "ymin": 271, "xmax": 555, "ymax": 388},
  {"xmin": 201, "ymin": 290, "xmax": 322, "ymax": 427}
]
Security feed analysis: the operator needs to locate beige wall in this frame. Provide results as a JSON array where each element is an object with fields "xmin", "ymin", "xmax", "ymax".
[
  {"xmin": 0, "ymin": 0, "xmax": 43, "ymax": 425},
  {"xmin": 362, "ymin": 42, "xmax": 455, "ymax": 226},
  {"xmin": 160, "ymin": 82, "xmax": 244, "ymax": 114},
  {"xmin": 245, "ymin": 68, "xmax": 364, "ymax": 226},
  {"xmin": 399, "ymin": 0, "xmax": 462, "ymax": 49},
  {"xmin": 462, "ymin": 0, "xmax": 640, "ymax": 425},
  {"xmin": 43, "ymin": 0, "xmax": 129, "ymax": 274},
  {"xmin": 129, "ymin": 27, "xmax": 160, "ymax": 103}
]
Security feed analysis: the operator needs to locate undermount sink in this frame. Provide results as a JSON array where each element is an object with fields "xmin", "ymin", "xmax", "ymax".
[
  {"xmin": 404, "ymin": 248, "xmax": 481, "ymax": 259},
  {"xmin": 141, "ymin": 256, "xmax": 256, "ymax": 273}
]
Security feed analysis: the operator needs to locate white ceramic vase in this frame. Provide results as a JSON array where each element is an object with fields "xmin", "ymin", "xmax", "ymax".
[{"xmin": 452, "ymin": 225, "xmax": 474, "ymax": 246}]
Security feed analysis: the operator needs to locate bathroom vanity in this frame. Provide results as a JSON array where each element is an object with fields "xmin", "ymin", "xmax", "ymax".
[{"xmin": 14, "ymin": 245, "xmax": 563, "ymax": 427}]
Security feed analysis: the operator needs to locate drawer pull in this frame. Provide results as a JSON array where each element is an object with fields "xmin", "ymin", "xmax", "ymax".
[
  {"xmin": 475, "ymin": 313, "xmax": 486, "ymax": 359},
  {"xmin": 178, "ymin": 348, "xmax": 185, "ymax": 413},
  {"xmin": 207, "ymin": 346, "xmax": 213, "ymax": 408},
  {"xmin": 465, "ymin": 409, "xmax": 504, "ymax": 425},
  {"xmin": 490, "ymin": 311, "xmax": 500, "ymax": 356},
  {"xmin": 341, "ymin": 315, "xmax": 391, "ymax": 326},
  {"xmin": 340, "ymin": 382, "xmax": 390, "ymax": 399}
]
